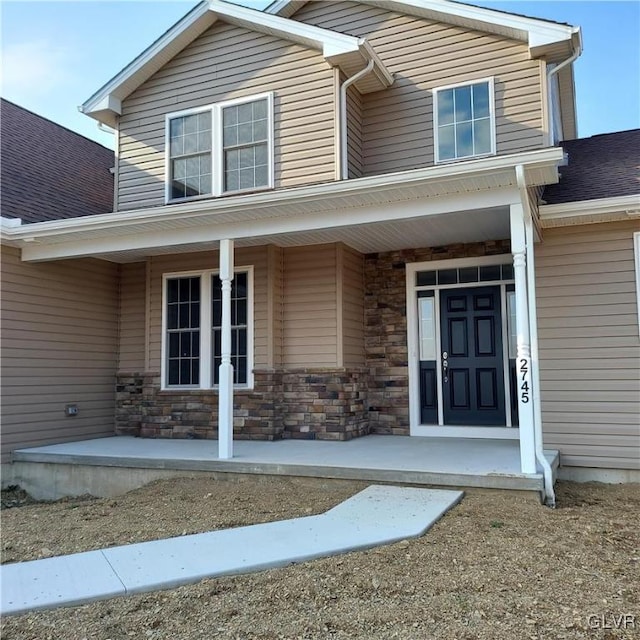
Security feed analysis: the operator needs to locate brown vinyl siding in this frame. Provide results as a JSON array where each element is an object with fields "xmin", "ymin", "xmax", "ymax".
[
  {"xmin": 536, "ymin": 221, "xmax": 640, "ymax": 470},
  {"xmin": 145, "ymin": 247, "xmax": 269, "ymax": 374},
  {"xmin": 117, "ymin": 22, "xmax": 336, "ymax": 211},
  {"xmin": 340, "ymin": 244, "xmax": 365, "ymax": 366},
  {"xmin": 118, "ymin": 262, "xmax": 147, "ymax": 372},
  {"xmin": 346, "ymin": 84, "xmax": 363, "ymax": 178},
  {"xmin": 0, "ymin": 246, "xmax": 119, "ymax": 463},
  {"xmin": 283, "ymin": 244, "xmax": 338, "ymax": 367},
  {"xmin": 128, "ymin": 244, "xmax": 358, "ymax": 373},
  {"xmin": 294, "ymin": 1, "xmax": 544, "ymax": 175}
]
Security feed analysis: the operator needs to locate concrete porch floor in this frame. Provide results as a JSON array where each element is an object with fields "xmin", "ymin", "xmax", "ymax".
[{"xmin": 9, "ymin": 435, "xmax": 559, "ymax": 498}]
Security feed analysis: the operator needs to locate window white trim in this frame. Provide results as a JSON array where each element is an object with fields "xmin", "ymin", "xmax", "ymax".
[
  {"xmin": 634, "ymin": 232, "xmax": 640, "ymax": 336},
  {"xmin": 161, "ymin": 266, "xmax": 254, "ymax": 391},
  {"xmin": 165, "ymin": 93, "xmax": 274, "ymax": 204},
  {"xmin": 433, "ymin": 77, "xmax": 496, "ymax": 164}
]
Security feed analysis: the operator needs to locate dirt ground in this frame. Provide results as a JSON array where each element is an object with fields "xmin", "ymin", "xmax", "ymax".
[{"xmin": 1, "ymin": 477, "xmax": 638, "ymax": 640}]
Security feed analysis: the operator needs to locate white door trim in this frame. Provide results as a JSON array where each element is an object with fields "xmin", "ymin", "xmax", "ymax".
[{"xmin": 406, "ymin": 254, "xmax": 518, "ymax": 439}]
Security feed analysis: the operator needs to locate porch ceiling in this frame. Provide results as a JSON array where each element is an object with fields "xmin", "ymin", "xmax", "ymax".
[{"xmin": 99, "ymin": 206, "xmax": 510, "ymax": 263}]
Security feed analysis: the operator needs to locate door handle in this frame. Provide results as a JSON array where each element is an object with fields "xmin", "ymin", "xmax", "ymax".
[{"xmin": 442, "ymin": 352, "xmax": 448, "ymax": 383}]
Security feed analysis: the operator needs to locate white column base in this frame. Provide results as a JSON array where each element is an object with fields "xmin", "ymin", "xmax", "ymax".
[{"xmin": 218, "ymin": 362, "xmax": 234, "ymax": 460}]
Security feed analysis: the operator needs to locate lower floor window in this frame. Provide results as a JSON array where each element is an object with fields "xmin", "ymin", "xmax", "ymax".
[{"xmin": 164, "ymin": 269, "xmax": 252, "ymax": 389}]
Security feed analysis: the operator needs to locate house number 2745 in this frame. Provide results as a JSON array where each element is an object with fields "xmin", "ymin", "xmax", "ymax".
[{"xmin": 519, "ymin": 358, "xmax": 530, "ymax": 403}]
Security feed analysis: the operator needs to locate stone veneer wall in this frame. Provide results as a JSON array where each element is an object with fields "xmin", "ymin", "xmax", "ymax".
[
  {"xmin": 115, "ymin": 239, "xmax": 511, "ymax": 441},
  {"xmin": 281, "ymin": 368, "xmax": 368, "ymax": 440},
  {"xmin": 364, "ymin": 240, "xmax": 511, "ymax": 434},
  {"xmin": 115, "ymin": 368, "xmax": 368, "ymax": 441}
]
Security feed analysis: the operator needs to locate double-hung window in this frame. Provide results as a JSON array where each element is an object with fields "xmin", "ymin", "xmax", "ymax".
[
  {"xmin": 433, "ymin": 78, "xmax": 495, "ymax": 163},
  {"xmin": 166, "ymin": 93, "xmax": 273, "ymax": 202},
  {"xmin": 163, "ymin": 269, "xmax": 253, "ymax": 389}
]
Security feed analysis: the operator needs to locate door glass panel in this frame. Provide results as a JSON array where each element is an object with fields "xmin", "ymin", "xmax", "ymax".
[
  {"xmin": 502, "ymin": 263, "xmax": 514, "ymax": 280},
  {"xmin": 438, "ymin": 269, "xmax": 457, "ymax": 285},
  {"xmin": 479, "ymin": 264, "xmax": 501, "ymax": 281},
  {"xmin": 449, "ymin": 318, "xmax": 467, "ymax": 356},
  {"xmin": 459, "ymin": 267, "xmax": 479, "ymax": 283},
  {"xmin": 418, "ymin": 297, "xmax": 436, "ymax": 361},
  {"xmin": 507, "ymin": 291, "xmax": 517, "ymax": 359},
  {"xmin": 475, "ymin": 317, "xmax": 495, "ymax": 356},
  {"xmin": 416, "ymin": 271, "xmax": 437, "ymax": 286}
]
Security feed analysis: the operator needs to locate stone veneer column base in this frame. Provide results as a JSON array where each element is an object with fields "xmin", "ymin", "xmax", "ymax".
[{"xmin": 115, "ymin": 368, "xmax": 368, "ymax": 441}]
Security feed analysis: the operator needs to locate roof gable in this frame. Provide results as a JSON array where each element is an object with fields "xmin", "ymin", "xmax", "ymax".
[
  {"xmin": 0, "ymin": 99, "xmax": 114, "ymax": 224},
  {"xmin": 81, "ymin": 0, "xmax": 392, "ymax": 127},
  {"xmin": 270, "ymin": 0, "xmax": 581, "ymax": 59}
]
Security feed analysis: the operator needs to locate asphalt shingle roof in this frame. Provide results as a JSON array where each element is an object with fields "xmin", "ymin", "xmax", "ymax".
[
  {"xmin": 543, "ymin": 129, "xmax": 640, "ymax": 205},
  {"xmin": 0, "ymin": 99, "xmax": 114, "ymax": 224}
]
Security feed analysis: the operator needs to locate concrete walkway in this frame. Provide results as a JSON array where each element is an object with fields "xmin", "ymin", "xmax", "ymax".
[{"xmin": 1, "ymin": 485, "xmax": 463, "ymax": 616}]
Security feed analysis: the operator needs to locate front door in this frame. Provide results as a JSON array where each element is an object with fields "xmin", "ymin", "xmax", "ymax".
[{"xmin": 440, "ymin": 286, "xmax": 506, "ymax": 425}]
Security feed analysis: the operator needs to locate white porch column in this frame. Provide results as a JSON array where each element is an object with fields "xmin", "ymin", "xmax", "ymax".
[
  {"xmin": 218, "ymin": 239, "xmax": 234, "ymax": 460},
  {"xmin": 510, "ymin": 204, "xmax": 537, "ymax": 474}
]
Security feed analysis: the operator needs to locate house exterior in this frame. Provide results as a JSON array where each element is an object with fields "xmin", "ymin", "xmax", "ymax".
[
  {"xmin": 1, "ymin": 1, "xmax": 638, "ymax": 493},
  {"xmin": 0, "ymin": 99, "xmax": 119, "ymax": 462}
]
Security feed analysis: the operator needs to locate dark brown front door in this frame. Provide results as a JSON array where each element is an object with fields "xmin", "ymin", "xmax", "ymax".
[{"xmin": 440, "ymin": 286, "xmax": 506, "ymax": 425}]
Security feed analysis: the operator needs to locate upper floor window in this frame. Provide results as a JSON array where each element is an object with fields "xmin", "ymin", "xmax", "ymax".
[
  {"xmin": 433, "ymin": 78, "xmax": 495, "ymax": 163},
  {"xmin": 166, "ymin": 93, "xmax": 273, "ymax": 203}
]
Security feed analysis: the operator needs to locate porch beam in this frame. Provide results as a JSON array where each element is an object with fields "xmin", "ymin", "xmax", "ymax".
[
  {"xmin": 510, "ymin": 203, "xmax": 537, "ymax": 475},
  {"xmin": 218, "ymin": 239, "xmax": 234, "ymax": 460},
  {"xmin": 18, "ymin": 188, "xmax": 520, "ymax": 263}
]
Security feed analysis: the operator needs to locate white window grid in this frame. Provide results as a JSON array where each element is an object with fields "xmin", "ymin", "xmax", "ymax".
[
  {"xmin": 433, "ymin": 77, "xmax": 496, "ymax": 164},
  {"xmin": 165, "ymin": 93, "xmax": 274, "ymax": 203}
]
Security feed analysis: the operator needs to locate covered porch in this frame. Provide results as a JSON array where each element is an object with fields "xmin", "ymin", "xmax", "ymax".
[
  {"xmin": 9, "ymin": 435, "xmax": 559, "ymax": 499},
  {"xmin": 2, "ymin": 148, "xmax": 566, "ymax": 505}
]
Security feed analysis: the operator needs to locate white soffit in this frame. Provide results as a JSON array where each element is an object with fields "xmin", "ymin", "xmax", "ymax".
[
  {"xmin": 83, "ymin": 207, "xmax": 511, "ymax": 263},
  {"xmin": 81, "ymin": 0, "xmax": 392, "ymax": 127},
  {"xmin": 539, "ymin": 195, "xmax": 640, "ymax": 228}
]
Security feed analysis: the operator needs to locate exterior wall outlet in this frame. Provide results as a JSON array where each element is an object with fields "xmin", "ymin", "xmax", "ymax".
[{"xmin": 65, "ymin": 404, "xmax": 79, "ymax": 417}]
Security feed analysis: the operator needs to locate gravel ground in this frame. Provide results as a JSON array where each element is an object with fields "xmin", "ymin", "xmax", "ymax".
[{"xmin": 1, "ymin": 477, "xmax": 638, "ymax": 640}]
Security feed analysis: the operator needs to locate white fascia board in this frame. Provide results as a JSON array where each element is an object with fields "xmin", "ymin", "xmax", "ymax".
[
  {"xmin": 20, "ymin": 187, "xmax": 520, "ymax": 262},
  {"xmin": 1, "ymin": 216, "xmax": 23, "ymax": 228},
  {"xmin": 272, "ymin": 0, "xmax": 577, "ymax": 52},
  {"xmin": 384, "ymin": 0, "xmax": 577, "ymax": 49},
  {"xmin": 208, "ymin": 0, "xmax": 362, "ymax": 57},
  {"xmin": 539, "ymin": 194, "xmax": 640, "ymax": 227},
  {"xmin": 0, "ymin": 217, "xmax": 23, "ymax": 245},
  {"xmin": 360, "ymin": 40, "xmax": 394, "ymax": 87},
  {"xmin": 89, "ymin": 95, "xmax": 122, "ymax": 116}
]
